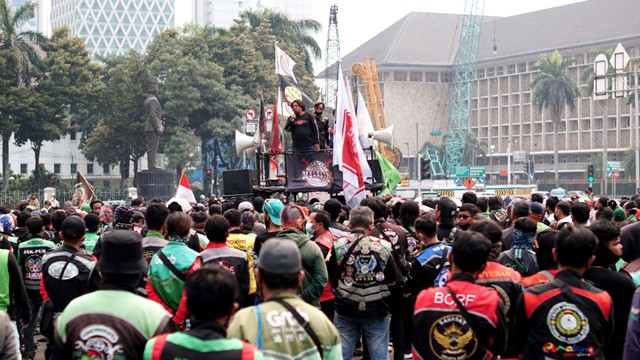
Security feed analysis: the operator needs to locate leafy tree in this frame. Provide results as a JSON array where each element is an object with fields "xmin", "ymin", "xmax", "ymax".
[
  {"xmin": 531, "ymin": 50, "xmax": 579, "ymax": 188},
  {"xmin": 0, "ymin": 0, "xmax": 47, "ymax": 190},
  {"xmin": 242, "ymin": 9, "xmax": 322, "ymax": 74},
  {"xmin": 81, "ymin": 50, "xmax": 149, "ymax": 185},
  {"xmin": 14, "ymin": 27, "xmax": 103, "ymax": 187},
  {"xmin": 147, "ymin": 28, "xmax": 249, "ymax": 181}
]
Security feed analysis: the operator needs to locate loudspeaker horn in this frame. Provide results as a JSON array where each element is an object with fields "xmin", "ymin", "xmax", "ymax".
[
  {"xmin": 235, "ymin": 130, "xmax": 255, "ymax": 156},
  {"xmin": 370, "ymin": 125, "xmax": 394, "ymax": 145}
]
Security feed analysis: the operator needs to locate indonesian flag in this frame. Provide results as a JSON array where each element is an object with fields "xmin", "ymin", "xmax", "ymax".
[
  {"xmin": 175, "ymin": 171, "xmax": 197, "ymax": 204},
  {"xmin": 333, "ymin": 63, "xmax": 372, "ymax": 208},
  {"xmin": 275, "ymin": 44, "xmax": 297, "ymax": 83},
  {"xmin": 270, "ymin": 93, "xmax": 284, "ymax": 176}
]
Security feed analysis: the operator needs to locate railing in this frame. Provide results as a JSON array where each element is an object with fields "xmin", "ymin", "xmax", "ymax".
[{"xmin": 0, "ymin": 189, "xmax": 130, "ymax": 207}]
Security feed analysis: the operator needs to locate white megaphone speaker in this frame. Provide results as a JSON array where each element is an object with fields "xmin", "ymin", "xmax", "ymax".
[
  {"xmin": 369, "ymin": 125, "xmax": 394, "ymax": 145},
  {"xmin": 235, "ymin": 130, "xmax": 255, "ymax": 156}
]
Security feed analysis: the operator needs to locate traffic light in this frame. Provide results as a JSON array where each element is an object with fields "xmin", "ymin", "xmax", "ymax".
[
  {"xmin": 523, "ymin": 161, "xmax": 530, "ymax": 174},
  {"xmin": 529, "ymin": 162, "xmax": 535, "ymax": 173},
  {"xmin": 587, "ymin": 165, "xmax": 595, "ymax": 182},
  {"xmin": 206, "ymin": 168, "xmax": 212, "ymax": 183},
  {"xmin": 420, "ymin": 157, "xmax": 431, "ymax": 180}
]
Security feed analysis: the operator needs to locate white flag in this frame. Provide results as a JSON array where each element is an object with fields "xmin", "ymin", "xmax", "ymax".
[
  {"xmin": 275, "ymin": 44, "xmax": 297, "ymax": 83},
  {"xmin": 356, "ymin": 91, "xmax": 375, "ymax": 148},
  {"xmin": 334, "ymin": 63, "xmax": 372, "ymax": 208}
]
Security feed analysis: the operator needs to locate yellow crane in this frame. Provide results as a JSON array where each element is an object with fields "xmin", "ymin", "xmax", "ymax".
[{"xmin": 350, "ymin": 57, "xmax": 402, "ymax": 167}]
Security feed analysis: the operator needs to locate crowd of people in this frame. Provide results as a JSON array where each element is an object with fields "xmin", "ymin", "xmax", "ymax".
[{"xmin": 1, "ymin": 190, "xmax": 640, "ymax": 359}]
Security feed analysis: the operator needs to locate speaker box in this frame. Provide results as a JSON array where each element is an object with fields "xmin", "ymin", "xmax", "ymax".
[
  {"xmin": 368, "ymin": 159, "xmax": 383, "ymax": 184},
  {"xmin": 223, "ymin": 169, "xmax": 257, "ymax": 196}
]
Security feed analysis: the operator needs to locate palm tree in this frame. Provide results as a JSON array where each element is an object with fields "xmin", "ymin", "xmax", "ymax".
[
  {"xmin": 242, "ymin": 9, "xmax": 321, "ymax": 74},
  {"xmin": 0, "ymin": 0, "xmax": 47, "ymax": 190},
  {"xmin": 531, "ymin": 50, "xmax": 579, "ymax": 188}
]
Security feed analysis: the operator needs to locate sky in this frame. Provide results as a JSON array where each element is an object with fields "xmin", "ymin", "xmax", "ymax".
[{"xmin": 176, "ymin": 0, "xmax": 585, "ymax": 67}]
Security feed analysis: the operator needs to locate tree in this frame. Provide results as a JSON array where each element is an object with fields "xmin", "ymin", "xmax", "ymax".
[
  {"xmin": 531, "ymin": 50, "xmax": 579, "ymax": 188},
  {"xmin": 241, "ymin": 9, "xmax": 322, "ymax": 74},
  {"xmin": 81, "ymin": 50, "xmax": 149, "ymax": 186},
  {"xmin": 0, "ymin": 0, "xmax": 47, "ymax": 190},
  {"xmin": 147, "ymin": 28, "xmax": 249, "ymax": 180},
  {"xmin": 14, "ymin": 27, "xmax": 103, "ymax": 187}
]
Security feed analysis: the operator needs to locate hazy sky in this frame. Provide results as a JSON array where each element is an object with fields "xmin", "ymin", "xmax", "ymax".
[{"xmin": 176, "ymin": 0, "xmax": 584, "ymax": 62}]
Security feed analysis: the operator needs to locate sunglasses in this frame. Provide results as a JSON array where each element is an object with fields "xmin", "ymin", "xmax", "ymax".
[{"xmin": 458, "ymin": 214, "xmax": 470, "ymax": 220}]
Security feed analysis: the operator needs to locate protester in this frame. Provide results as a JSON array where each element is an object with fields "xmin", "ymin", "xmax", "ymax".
[
  {"xmin": 470, "ymin": 220, "xmax": 522, "ymax": 359},
  {"xmin": 255, "ymin": 198, "xmax": 284, "ymax": 256},
  {"xmin": 228, "ymin": 240, "xmax": 341, "ymax": 359},
  {"xmin": 284, "ymin": 99, "xmax": 320, "ymax": 151},
  {"xmin": 457, "ymin": 203, "xmax": 478, "ymax": 231},
  {"xmin": 328, "ymin": 206, "xmax": 397, "ymax": 360},
  {"xmin": 501, "ymin": 200, "xmax": 531, "ymax": 250},
  {"xmin": 41, "ymin": 216, "xmax": 100, "ymax": 358},
  {"xmin": 55, "ymin": 230, "xmax": 176, "ymax": 359},
  {"xmin": 0, "ymin": 311, "xmax": 18, "ymax": 359},
  {"xmin": 147, "ymin": 212, "xmax": 198, "ymax": 323},
  {"xmin": 308, "ymin": 209, "xmax": 337, "ymax": 319},
  {"xmin": 514, "ymin": 226, "xmax": 613, "ymax": 358},
  {"xmin": 521, "ymin": 230, "xmax": 559, "ymax": 288},
  {"xmin": 584, "ymin": 220, "xmax": 635, "ymax": 360},
  {"xmin": 435, "ymin": 197, "xmax": 458, "ymax": 244},
  {"xmin": 18, "ymin": 215, "xmax": 55, "ymax": 360},
  {"xmin": 0, "ymin": 242, "xmax": 29, "ymax": 359},
  {"xmin": 137, "ymin": 204, "xmax": 170, "ymax": 297},
  {"xmin": 324, "ymin": 199, "xmax": 350, "ymax": 238},
  {"xmin": 144, "ymin": 265, "xmax": 262, "ymax": 359},
  {"xmin": 83, "ymin": 213, "xmax": 100, "ymax": 253},
  {"xmin": 276, "ymin": 204, "xmax": 328, "ymax": 308},
  {"xmin": 412, "ymin": 230, "xmax": 507, "ymax": 359},
  {"xmin": 497, "ymin": 217, "xmax": 539, "ymax": 276},
  {"xmin": 224, "ymin": 209, "xmax": 257, "ymax": 304},
  {"xmin": 182, "ymin": 215, "xmax": 250, "ymax": 307}
]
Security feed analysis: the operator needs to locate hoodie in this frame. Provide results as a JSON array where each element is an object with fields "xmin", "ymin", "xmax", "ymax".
[{"xmin": 276, "ymin": 228, "xmax": 328, "ymax": 308}]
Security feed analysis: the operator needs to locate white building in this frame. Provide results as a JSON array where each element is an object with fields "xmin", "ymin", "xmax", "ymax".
[{"xmin": 50, "ymin": 0, "xmax": 175, "ymax": 58}]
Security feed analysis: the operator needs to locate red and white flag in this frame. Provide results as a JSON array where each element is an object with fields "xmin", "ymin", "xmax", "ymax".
[
  {"xmin": 333, "ymin": 63, "xmax": 371, "ymax": 208},
  {"xmin": 275, "ymin": 44, "xmax": 297, "ymax": 83},
  {"xmin": 175, "ymin": 171, "xmax": 197, "ymax": 204},
  {"xmin": 270, "ymin": 93, "xmax": 284, "ymax": 176}
]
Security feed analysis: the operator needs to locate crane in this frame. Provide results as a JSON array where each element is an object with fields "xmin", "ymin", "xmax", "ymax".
[
  {"xmin": 351, "ymin": 57, "xmax": 403, "ymax": 167},
  {"xmin": 325, "ymin": 5, "xmax": 339, "ymax": 108},
  {"xmin": 441, "ymin": 0, "xmax": 485, "ymax": 177}
]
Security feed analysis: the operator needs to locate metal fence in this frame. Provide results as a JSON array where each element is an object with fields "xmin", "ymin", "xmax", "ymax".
[{"xmin": 0, "ymin": 189, "xmax": 130, "ymax": 207}]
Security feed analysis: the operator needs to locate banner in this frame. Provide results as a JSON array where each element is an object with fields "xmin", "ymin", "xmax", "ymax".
[
  {"xmin": 71, "ymin": 170, "xmax": 97, "ymax": 207},
  {"xmin": 285, "ymin": 151, "xmax": 342, "ymax": 192},
  {"xmin": 279, "ymin": 75, "xmax": 315, "ymax": 118},
  {"xmin": 270, "ymin": 92, "xmax": 284, "ymax": 177},
  {"xmin": 275, "ymin": 44, "xmax": 297, "ymax": 83}
]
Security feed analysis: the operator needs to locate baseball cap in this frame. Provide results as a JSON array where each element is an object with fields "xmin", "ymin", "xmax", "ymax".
[
  {"xmin": 61, "ymin": 216, "xmax": 86, "ymax": 239},
  {"xmin": 259, "ymin": 239, "xmax": 302, "ymax": 274},
  {"xmin": 263, "ymin": 199, "xmax": 284, "ymax": 226},
  {"xmin": 238, "ymin": 201, "xmax": 254, "ymax": 213}
]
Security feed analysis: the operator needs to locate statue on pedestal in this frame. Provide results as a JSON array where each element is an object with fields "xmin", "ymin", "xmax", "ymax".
[{"xmin": 144, "ymin": 83, "xmax": 163, "ymax": 169}]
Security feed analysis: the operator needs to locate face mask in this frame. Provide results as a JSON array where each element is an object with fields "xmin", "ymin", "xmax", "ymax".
[{"xmin": 305, "ymin": 222, "xmax": 314, "ymax": 235}]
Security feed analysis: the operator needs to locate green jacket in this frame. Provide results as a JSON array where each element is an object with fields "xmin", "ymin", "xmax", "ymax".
[
  {"xmin": 228, "ymin": 292, "xmax": 342, "ymax": 360},
  {"xmin": 83, "ymin": 232, "xmax": 100, "ymax": 253},
  {"xmin": 277, "ymin": 228, "xmax": 328, "ymax": 308},
  {"xmin": 147, "ymin": 241, "xmax": 198, "ymax": 311}
]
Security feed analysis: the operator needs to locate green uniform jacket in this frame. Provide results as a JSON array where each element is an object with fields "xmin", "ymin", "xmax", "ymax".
[
  {"xmin": 228, "ymin": 292, "xmax": 342, "ymax": 360},
  {"xmin": 277, "ymin": 229, "xmax": 328, "ymax": 308}
]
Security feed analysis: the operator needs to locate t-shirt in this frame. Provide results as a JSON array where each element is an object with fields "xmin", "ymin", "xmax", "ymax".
[{"xmin": 284, "ymin": 112, "xmax": 319, "ymax": 149}]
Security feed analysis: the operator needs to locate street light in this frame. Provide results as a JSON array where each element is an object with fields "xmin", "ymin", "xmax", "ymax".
[
  {"xmin": 489, "ymin": 144, "xmax": 495, "ymax": 183},
  {"xmin": 67, "ymin": 148, "xmax": 74, "ymax": 165},
  {"xmin": 404, "ymin": 142, "xmax": 410, "ymax": 179}
]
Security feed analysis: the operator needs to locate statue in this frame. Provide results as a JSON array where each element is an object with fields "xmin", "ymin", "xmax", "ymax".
[{"xmin": 144, "ymin": 83, "xmax": 164, "ymax": 169}]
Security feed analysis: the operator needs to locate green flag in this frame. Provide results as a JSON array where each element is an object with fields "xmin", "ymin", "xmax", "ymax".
[{"xmin": 375, "ymin": 150, "xmax": 402, "ymax": 195}]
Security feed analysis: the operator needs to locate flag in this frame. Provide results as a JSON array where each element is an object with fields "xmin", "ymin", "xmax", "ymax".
[
  {"xmin": 71, "ymin": 170, "xmax": 97, "ymax": 207},
  {"xmin": 275, "ymin": 44, "xmax": 297, "ymax": 82},
  {"xmin": 253, "ymin": 95, "xmax": 266, "ymax": 149},
  {"xmin": 356, "ymin": 90, "xmax": 375, "ymax": 148},
  {"xmin": 375, "ymin": 150, "xmax": 402, "ymax": 195},
  {"xmin": 278, "ymin": 75, "xmax": 315, "ymax": 118},
  {"xmin": 175, "ymin": 171, "xmax": 197, "ymax": 204},
  {"xmin": 334, "ymin": 63, "xmax": 372, "ymax": 208},
  {"xmin": 270, "ymin": 92, "xmax": 284, "ymax": 176}
]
